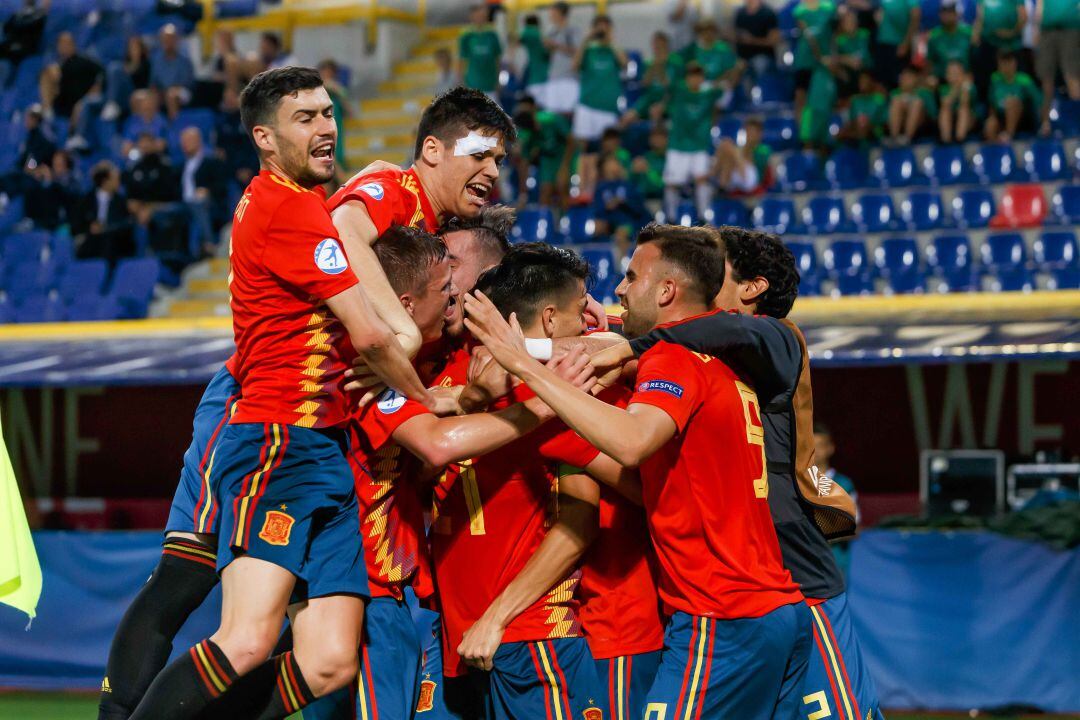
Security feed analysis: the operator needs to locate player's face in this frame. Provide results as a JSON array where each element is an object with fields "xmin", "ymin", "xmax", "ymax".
[
  {"xmin": 409, "ymin": 256, "xmax": 456, "ymax": 343},
  {"xmin": 615, "ymin": 244, "xmax": 662, "ymax": 338},
  {"xmin": 442, "ymin": 229, "xmax": 494, "ymax": 338},
  {"xmin": 268, "ymin": 86, "xmax": 336, "ymax": 188},
  {"xmin": 545, "ymin": 280, "xmax": 589, "ymax": 339},
  {"xmin": 439, "ymin": 132, "xmax": 506, "ymax": 218}
]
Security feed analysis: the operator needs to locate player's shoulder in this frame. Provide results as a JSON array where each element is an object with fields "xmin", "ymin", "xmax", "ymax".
[
  {"xmin": 329, "ymin": 167, "xmax": 409, "ymax": 208},
  {"xmin": 248, "ymin": 172, "xmax": 327, "ymax": 221}
]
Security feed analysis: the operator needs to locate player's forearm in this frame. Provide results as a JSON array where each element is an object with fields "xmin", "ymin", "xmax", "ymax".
[
  {"xmin": 411, "ymin": 400, "xmax": 552, "ymax": 468},
  {"xmin": 585, "ymin": 455, "xmax": 643, "ymax": 506},
  {"xmin": 357, "ymin": 336, "xmax": 434, "ymax": 407},
  {"xmin": 349, "ymin": 241, "xmax": 424, "ymax": 357}
]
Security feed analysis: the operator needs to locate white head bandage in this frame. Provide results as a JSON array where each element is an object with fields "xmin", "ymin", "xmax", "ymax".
[{"xmin": 454, "ymin": 131, "xmax": 499, "ymax": 156}]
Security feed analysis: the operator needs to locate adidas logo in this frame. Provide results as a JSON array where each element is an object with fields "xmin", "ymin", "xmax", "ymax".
[
  {"xmin": 809, "ymin": 466, "xmax": 834, "ymax": 496},
  {"xmin": 101, "ymin": 676, "xmax": 111, "ymax": 693}
]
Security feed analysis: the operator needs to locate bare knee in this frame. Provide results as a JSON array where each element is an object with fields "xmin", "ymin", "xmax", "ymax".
[
  {"xmin": 212, "ymin": 623, "xmax": 280, "ymax": 674},
  {"xmin": 295, "ymin": 641, "xmax": 359, "ymax": 695}
]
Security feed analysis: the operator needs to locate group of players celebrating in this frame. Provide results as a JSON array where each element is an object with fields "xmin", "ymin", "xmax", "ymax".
[{"xmin": 96, "ymin": 67, "xmax": 881, "ymax": 720}]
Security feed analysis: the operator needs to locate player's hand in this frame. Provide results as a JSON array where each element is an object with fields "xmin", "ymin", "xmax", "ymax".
[
  {"xmin": 466, "ymin": 346, "xmax": 516, "ymax": 404},
  {"xmin": 547, "ymin": 343, "xmax": 596, "ymax": 394},
  {"xmin": 458, "ymin": 616, "xmax": 506, "ymax": 672},
  {"xmin": 425, "ymin": 385, "xmax": 465, "ymax": 417},
  {"xmin": 344, "ymin": 360, "xmax": 388, "ymax": 407},
  {"xmin": 583, "ymin": 293, "xmax": 609, "ymax": 331},
  {"xmin": 463, "ymin": 291, "xmax": 532, "ymax": 375},
  {"xmin": 346, "ymin": 160, "xmax": 401, "ymax": 185}
]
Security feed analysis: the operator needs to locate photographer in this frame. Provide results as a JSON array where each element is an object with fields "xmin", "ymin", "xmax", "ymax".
[{"xmin": 572, "ymin": 15, "xmax": 627, "ymax": 199}]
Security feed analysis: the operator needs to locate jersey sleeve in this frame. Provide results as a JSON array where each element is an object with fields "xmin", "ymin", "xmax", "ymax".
[
  {"xmin": 359, "ymin": 387, "xmax": 432, "ymax": 450},
  {"xmin": 629, "ymin": 343, "xmax": 703, "ymax": 433},
  {"xmin": 332, "ymin": 174, "xmax": 412, "ymax": 236},
  {"xmin": 262, "ymin": 193, "xmax": 358, "ymax": 300},
  {"xmin": 539, "ymin": 427, "xmax": 602, "ymax": 469}
]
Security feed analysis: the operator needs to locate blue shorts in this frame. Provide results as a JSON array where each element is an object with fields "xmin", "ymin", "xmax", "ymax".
[
  {"xmin": 644, "ymin": 605, "xmax": 812, "ymax": 720},
  {"xmin": 213, "ymin": 422, "xmax": 367, "ymax": 601},
  {"xmin": 802, "ymin": 594, "xmax": 883, "ymax": 720},
  {"xmin": 595, "ymin": 650, "xmax": 662, "ymax": 720},
  {"xmin": 165, "ymin": 365, "xmax": 241, "ymax": 535},
  {"xmin": 489, "ymin": 637, "xmax": 604, "ymax": 720}
]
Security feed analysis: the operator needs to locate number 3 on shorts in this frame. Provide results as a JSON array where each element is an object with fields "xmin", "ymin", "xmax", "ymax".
[{"xmin": 804, "ymin": 690, "xmax": 832, "ymax": 720}]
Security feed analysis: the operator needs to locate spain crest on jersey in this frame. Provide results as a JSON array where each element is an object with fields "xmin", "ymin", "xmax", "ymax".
[
  {"xmin": 258, "ymin": 510, "xmax": 295, "ymax": 546},
  {"xmin": 416, "ymin": 679, "xmax": 437, "ymax": 712},
  {"xmin": 583, "ymin": 706, "xmax": 603, "ymax": 720}
]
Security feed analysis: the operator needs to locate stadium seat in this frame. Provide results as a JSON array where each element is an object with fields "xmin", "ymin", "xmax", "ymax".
[
  {"xmin": 851, "ymin": 193, "xmax": 898, "ymax": 233},
  {"xmin": 674, "ymin": 201, "xmax": 699, "ymax": 227},
  {"xmin": 3, "ymin": 230, "xmax": 51, "ymax": 260},
  {"xmin": 776, "ymin": 152, "xmax": 823, "ymax": 192},
  {"xmin": 803, "ymin": 196, "xmax": 852, "ymax": 234},
  {"xmin": 752, "ymin": 71, "xmax": 793, "ymax": 107},
  {"xmin": 877, "ymin": 237, "xmax": 925, "ymax": 294},
  {"xmin": 990, "ymin": 267, "xmax": 1034, "ymax": 292},
  {"xmin": 716, "ymin": 117, "xmax": 743, "ymax": 142},
  {"xmin": 823, "ymin": 239, "xmax": 870, "ymax": 278},
  {"xmin": 902, "ymin": 191, "xmax": 946, "ymax": 231},
  {"xmin": 923, "ymin": 145, "xmax": 977, "ymax": 186},
  {"xmin": 1050, "ymin": 186, "xmax": 1080, "ymax": 224},
  {"xmin": 109, "ymin": 258, "xmax": 161, "ymax": 319},
  {"xmin": 56, "ymin": 259, "xmax": 109, "ymax": 304},
  {"xmin": 786, "ymin": 240, "xmax": 822, "ymax": 296},
  {"xmin": 824, "ymin": 147, "xmax": 870, "ymax": 190},
  {"xmin": 873, "ymin": 147, "xmax": 926, "ymax": 188},
  {"xmin": 981, "ymin": 233, "xmax": 1027, "ymax": 272},
  {"xmin": 885, "ymin": 269, "xmax": 925, "ymax": 294},
  {"xmin": 66, "ymin": 294, "xmax": 122, "ymax": 321},
  {"xmin": 1033, "ymin": 231, "xmax": 1078, "ymax": 270},
  {"xmin": 753, "ymin": 198, "xmax": 802, "ymax": 234},
  {"xmin": 972, "ymin": 143, "xmax": 1027, "ymax": 183},
  {"xmin": 14, "ymin": 294, "xmax": 65, "ymax": 323},
  {"xmin": 559, "ymin": 207, "xmax": 598, "ymax": 244},
  {"xmin": 834, "ymin": 272, "xmax": 874, "ymax": 295},
  {"xmin": 3, "ymin": 259, "xmax": 57, "ymax": 300},
  {"xmin": 1052, "ymin": 98, "xmax": 1080, "ymax": 137},
  {"xmin": 706, "ymin": 198, "xmax": 750, "ymax": 227},
  {"xmin": 927, "ymin": 234, "xmax": 978, "ymax": 291},
  {"xmin": 951, "ymin": 189, "xmax": 996, "ymax": 229},
  {"xmin": 580, "ymin": 246, "xmax": 619, "ymax": 303},
  {"xmin": 512, "ymin": 207, "xmax": 557, "ymax": 243},
  {"xmin": 1049, "ymin": 267, "xmax": 1080, "ymax": 289},
  {"xmin": 1024, "ymin": 140, "xmax": 1069, "ymax": 181},
  {"xmin": 762, "ymin": 117, "xmax": 798, "ymax": 151},
  {"xmin": 989, "ymin": 184, "xmax": 1047, "ymax": 229},
  {"xmin": 0, "ymin": 295, "xmax": 12, "ymax": 324}
]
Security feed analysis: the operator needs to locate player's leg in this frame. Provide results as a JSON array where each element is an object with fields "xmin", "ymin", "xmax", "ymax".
[
  {"xmin": 800, "ymin": 594, "xmax": 883, "ymax": 720},
  {"xmin": 356, "ymin": 597, "xmax": 425, "ymax": 720},
  {"xmin": 598, "ymin": 651, "xmax": 662, "ymax": 720}
]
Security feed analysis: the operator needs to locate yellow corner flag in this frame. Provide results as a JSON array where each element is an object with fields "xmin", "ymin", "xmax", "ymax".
[{"xmin": 0, "ymin": 414, "xmax": 41, "ymax": 620}]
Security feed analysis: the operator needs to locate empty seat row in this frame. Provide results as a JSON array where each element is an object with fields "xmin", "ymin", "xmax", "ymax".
[{"xmin": 0, "ymin": 257, "xmax": 161, "ymax": 321}]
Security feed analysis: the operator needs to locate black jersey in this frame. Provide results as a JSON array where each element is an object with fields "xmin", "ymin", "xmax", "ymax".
[{"xmin": 627, "ymin": 309, "xmax": 855, "ymax": 600}]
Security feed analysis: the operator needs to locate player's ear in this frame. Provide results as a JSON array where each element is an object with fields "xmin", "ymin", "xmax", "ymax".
[
  {"xmin": 400, "ymin": 293, "xmax": 416, "ymax": 317},
  {"xmin": 658, "ymin": 277, "xmax": 677, "ymax": 308},
  {"xmin": 251, "ymin": 124, "xmax": 275, "ymax": 155},
  {"xmin": 420, "ymin": 135, "xmax": 443, "ymax": 167},
  {"xmin": 542, "ymin": 305, "xmax": 557, "ymax": 337},
  {"xmin": 742, "ymin": 275, "xmax": 769, "ymax": 305}
]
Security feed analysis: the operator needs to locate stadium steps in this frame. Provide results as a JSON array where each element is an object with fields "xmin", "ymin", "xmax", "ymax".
[{"xmin": 159, "ymin": 258, "xmax": 230, "ymax": 318}]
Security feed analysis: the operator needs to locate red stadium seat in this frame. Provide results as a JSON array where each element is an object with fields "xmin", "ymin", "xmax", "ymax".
[{"xmin": 989, "ymin": 184, "xmax": 1047, "ymax": 229}]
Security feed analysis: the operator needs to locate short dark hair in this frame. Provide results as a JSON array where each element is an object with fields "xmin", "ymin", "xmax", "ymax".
[
  {"xmin": 373, "ymin": 225, "xmax": 449, "ymax": 296},
  {"xmin": 717, "ymin": 226, "xmax": 800, "ymax": 318},
  {"xmin": 261, "ymin": 32, "xmax": 282, "ymax": 49},
  {"xmin": 440, "ymin": 204, "xmax": 515, "ymax": 268},
  {"xmin": 474, "ymin": 242, "xmax": 589, "ymax": 327},
  {"xmin": 997, "ymin": 49, "xmax": 1017, "ymax": 63},
  {"xmin": 239, "ymin": 65, "xmax": 324, "ymax": 135},
  {"xmin": 413, "ymin": 87, "xmax": 516, "ymax": 160},
  {"xmin": 91, "ymin": 160, "xmax": 117, "ymax": 187},
  {"xmin": 601, "ymin": 127, "xmax": 621, "ymax": 142},
  {"xmin": 636, "ymin": 223, "xmax": 725, "ymax": 305}
]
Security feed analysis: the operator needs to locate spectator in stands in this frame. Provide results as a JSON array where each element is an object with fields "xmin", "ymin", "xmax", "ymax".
[
  {"xmin": 714, "ymin": 116, "xmax": 770, "ymax": 194},
  {"xmin": 38, "ymin": 31, "xmax": 103, "ymax": 121},
  {"xmin": 680, "ymin": 20, "xmax": 743, "ymax": 94},
  {"xmin": 813, "ymin": 423, "xmax": 859, "ymax": 577},
  {"xmin": 666, "ymin": 0, "xmax": 699, "ymax": 52},
  {"xmin": 15, "ymin": 104, "xmax": 56, "ymax": 170},
  {"xmin": 663, "ymin": 61, "xmax": 719, "ymax": 221},
  {"xmin": 972, "ymin": 0, "xmax": 1026, "ymax": 100},
  {"xmin": 792, "ymin": 0, "xmax": 837, "ymax": 120},
  {"xmin": 735, "ymin": 0, "xmax": 780, "ymax": 78},
  {"xmin": 196, "ymin": 29, "xmax": 241, "ymax": 105},
  {"xmin": 592, "ymin": 153, "xmax": 648, "ymax": 270},
  {"xmin": 839, "ymin": 71, "xmax": 888, "ymax": 143},
  {"xmin": 433, "ymin": 47, "xmax": 456, "ymax": 96},
  {"xmin": 800, "ymin": 65, "xmax": 839, "ymax": 149},
  {"xmin": 541, "ymin": 2, "xmax": 581, "ymax": 115},
  {"xmin": 833, "ymin": 5, "xmax": 873, "ymax": 99},
  {"xmin": 630, "ymin": 125, "xmax": 667, "ymax": 200},
  {"xmin": 874, "ymin": 0, "xmax": 920, "ymax": 88},
  {"xmin": 72, "ymin": 160, "xmax": 133, "ymax": 264},
  {"xmin": 458, "ymin": 3, "xmax": 503, "ymax": 100},
  {"xmin": 150, "ymin": 24, "xmax": 195, "ymax": 119},
  {"xmin": 515, "ymin": 14, "xmax": 549, "ymax": 102},
  {"xmin": 513, "ymin": 94, "xmax": 570, "ymax": 208},
  {"xmin": 318, "ymin": 59, "xmax": 350, "ymax": 175},
  {"xmin": 572, "ymin": 15, "xmax": 626, "ymax": 156},
  {"xmin": 0, "ymin": 0, "xmax": 47, "ymax": 74},
  {"xmin": 103, "ymin": 36, "xmax": 152, "ymax": 123},
  {"xmin": 215, "ymin": 85, "xmax": 258, "ymax": 187},
  {"xmin": 938, "ymin": 60, "xmax": 980, "ymax": 142},
  {"xmin": 620, "ymin": 31, "xmax": 676, "ymax": 126},
  {"xmin": 888, "ymin": 65, "xmax": 937, "ymax": 144},
  {"xmin": 24, "ymin": 149, "xmax": 77, "ymax": 230},
  {"xmin": 121, "ymin": 89, "xmax": 168, "ymax": 158},
  {"xmin": 927, "ymin": 1, "xmax": 973, "ymax": 82},
  {"xmin": 180, "ymin": 127, "xmax": 227, "ymax": 255},
  {"xmin": 124, "ymin": 131, "xmax": 179, "ymax": 224},
  {"xmin": 1033, "ymin": 0, "xmax": 1080, "ymax": 135},
  {"xmin": 255, "ymin": 32, "xmax": 294, "ymax": 72},
  {"xmin": 985, "ymin": 49, "xmax": 1042, "ymax": 140}
]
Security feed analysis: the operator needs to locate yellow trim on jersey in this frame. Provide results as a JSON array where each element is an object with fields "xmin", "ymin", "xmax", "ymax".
[
  {"xmin": 811, "ymin": 606, "xmax": 855, "ymax": 720},
  {"xmin": 267, "ymin": 172, "xmax": 308, "ymax": 194},
  {"xmin": 535, "ymin": 642, "xmax": 565, "ymax": 720}
]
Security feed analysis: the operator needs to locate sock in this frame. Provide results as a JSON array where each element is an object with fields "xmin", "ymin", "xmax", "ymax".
[
  {"xmin": 98, "ymin": 539, "xmax": 219, "ymax": 720},
  {"xmin": 192, "ymin": 627, "xmax": 295, "ymax": 719},
  {"xmin": 254, "ymin": 650, "xmax": 318, "ymax": 720},
  {"xmin": 694, "ymin": 181, "xmax": 714, "ymax": 220},
  {"xmin": 129, "ymin": 638, "xmax": 239, "ymax": 720}
]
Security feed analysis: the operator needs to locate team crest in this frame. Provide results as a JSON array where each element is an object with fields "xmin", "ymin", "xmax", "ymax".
[
  {"xmin": 259, "ymin": 510, "xmax": 295, "ymax": 546},
  {"xmin": 583, "ymin": 707, "xmax": 603, "ymax": 720},
  {"xmin": 314, "ymin": 238, "xmax": 348, "ymax": 275},
  {"xmin": 416, "ymin": 679, "xmax": 437, "ymax": 712},
  {"xmin": 358, "ymin": 182, "xmax": 384, "ymax": 200}
]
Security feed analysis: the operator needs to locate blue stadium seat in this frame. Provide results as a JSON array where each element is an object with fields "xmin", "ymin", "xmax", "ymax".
[
  {"xmin": 1050, "ymin": 185, "xmax": 1080, "ymax": 224},
  {"xmin": 873, "ymin": 147, "xmax": 926, "ymax": 188},
  {"xmin": 56, "ymin": 259, "xmax": 109, "ymax": 304},
  {"xmin": 512, "ymin": 207, "xmax": 558, "ymax": 243},
  {"xmin": 14, "ymin": 294, "xmax": 65, "ymax": 323},
  {"xmin": 580, "ymin": 246, "xmax": 619, "ymax": 303},
  {"xmin": 109, "ymin": 257, "xmax": 161, "ymax": 319},
  {"xmin": 753, "ymin": 198, "xmax": 802, "ymax": 234},
  {"xmin": 923, "ymin": 145, "xmax": 977, "ymax": 185},
  {"xmin": 560, "ymin": 207, "xmax": 598, "ymax": 244},
  {"xmin": 902, "ymin": 191, "xmax": 946, "ymax": 231},
  {"xmin": 1052, "ymin": 98, "xmax": 1080, "ymax": 137},
  {"xmin": 834, "ymin": 272, "xmax": 874, "ymax": 295},
  {"xmin": 3, "ymin": 230, "xmax": 51, "ymax": 260},
  {"xmin": 762, "ymin": 116, "xmax": 798, "ymax": 151},
  {"xmin": 786, "ymin": 240, "xmax": 821, "ymax": 296},
  {"xmin": 674, "ymin": 201, "xmax": 699, "ymax": 227},
  {"xmin": 0, "ymin": 295, "xmax": 12, "ymax": 324},
  {"xmin": 990, "ymin": 267, "xmax": 1034, "ymax": 292},
  {"xmin": 885, "ymin": 269, "xmax": 925, "ymax": 294},
  {"xmin": 851, "ymin": 193, "xmax": 898, "ymax": 233},
  {"xmin": 1050, "ymin": 267, "xmax": 1080, "ymax": 289},
  {"xmin": 706, "ymin": 198, "xmax": 749, "ymax": 227},
  {"xmin": 1024, "ymin": 140, "xmax": 1069, "ymax": 181},
  {"xmin": 1033, "ymin": 231, "xmax": 1078, "ymax": 270},
  {"xmin": 823, "ymin": 239, "xmax": 871, "ymax": 279},
  {"xmin": 4, "ymin": 259, "xmax": 57, "ymax": 300},
  {"xmin": 216, "ymin": 0, "xmax": 261, "ymax": 18},
  {"xmin": 803, "ymin": 196, "xmax": 852, "ymax": 234},
  {"xmin": 981, "ymin": 233, "xmax": 1027, "ymax": 272},
  {"xmin": 878, "ymin": 237, "xmax": 925, "ymax": 294},
  {"xmin": 776, "ymin": 152, "xmax": 823, "ymax": 192},
  {"xmin": 972, "ymin": 143, "xmax": 1026, "ymax": 183},
  {"xmin": 927, "ymin": 234, "xmax": 977, "ymax": 291},
  {"xmin": 753, "ymin": 71, "xmax": 792, "ymax": 107},
  {"xmin": 66, "ymin": 294, "xmax": 122, "ymax": 321},
  {"xmin": 951, "ymin": 189, "xmax": 996, "ymax": 228},
  {"xmin": 824, "ymin": 148, "xmax": 870, "ymax": 190},
  {"xmin": 716, "ymin": 117, "xmax": 742, "ymax": 142}
]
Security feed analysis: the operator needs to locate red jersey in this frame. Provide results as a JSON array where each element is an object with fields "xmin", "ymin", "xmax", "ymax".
[
  {"xmin": 327, "ymin": 167, "xmax": 439, "ymax": 233},
  {"xmin": 347, "ymin": 389, "xmax": 436, "ymax": 601},
  {"xmin": 431, "ymin": 396, "xmax": 601, "ymax": 676},
  {"xmin": 630, "ymin": 337, "xmax": 803, "ymax": 619},
  {"xmin": 578, "ymin": 390, "xmax": 665, "ymax": 660},
  {"xmin": 227, "ymin": 170, "xmax": 358, "ymax": 429}
]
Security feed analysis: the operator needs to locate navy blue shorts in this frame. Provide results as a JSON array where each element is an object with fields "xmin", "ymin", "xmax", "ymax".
[
  {"xmin": 595, "ymin": 650, "xmax": 662, "ymax": 720},
  {"xmin": 644, "ymin": 605, "xmax": 812, "ymax": 720},
  {"xmin": 802, "ymin": 593, "xmax": 883, "ymax": 720},
  {"xmin": 213, "ymin": 422, "xmax": 367, "ymax": 601},
  {"xmin": 165, "ymin": 365, "xmax": 240, "ymax": 535},
  {"xmin": 489, "ymin": 637, "xmax": 604, "ymax": 720}
]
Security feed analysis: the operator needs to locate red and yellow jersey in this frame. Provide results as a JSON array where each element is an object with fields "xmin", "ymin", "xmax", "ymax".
[
  {"xmin": 578, "ymin": 390, "xmax": 665, "ymax": 660},
  {"xmin": 227, "ymin": 170, "xmax": 358, "ymax": 429},
  {"xmin": 631, "ymin": 338, "xmax": 804, "ymax": 619},
  {"xmin": 431, "ymin": 394, "xmax": 601, "ymax": 677},
  {"xmin": 327, "ymin": 166, "xmax": 439, "ymax": 233}
]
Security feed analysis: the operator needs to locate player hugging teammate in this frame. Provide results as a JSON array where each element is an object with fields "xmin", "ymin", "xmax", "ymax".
[{"xmin": 99, "ymin": 66, "xmax": 880, "ymax": 720}]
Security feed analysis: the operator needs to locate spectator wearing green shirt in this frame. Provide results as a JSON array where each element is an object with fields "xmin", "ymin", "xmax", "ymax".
[
  {"xmin": 833, "ymin": 6, "xmax": 873, "ymax": 98},
  {"xmin": 513, "ymin": 94, "xmax": 571, "ymax": 209},
  {"xmin": 792, "ymin": 0, "xmax": 837, "ymax": 118},
  {"xmin": 571, "ymin": 15, "xmax": 625, "ymax": 144},
  {"xmin": 972, "ymin": 0, "xmax": 1027, "ymax": 98},
  {"xmin": 458, "ymin": 4, "xmax": 503, "ymax": 99},
  {"xmin": 874, "ymin": 0, "xmax": 921, "ymax": 88},
  {"xmin": 631, "ymin": 125, "xmax": 668, "ymax": 200},
  {"xmin": 986, "ymin": 49, "xmax": 1043, "ymax": 139},
  {"xmin": 681, "ymin": 20, "xmax": 745, "ymax": 91},
  {"xmin": 888, "ymin": 65, "xmax": 937, "ymax": 144},
  {"xmin": 927, "ymin": 2, "xmax": 973, "ymax": 81},
  {"xmin": 939, "ymin": 60, "xmax": 981, "ymax": 142},
  {"xmin": 662, "ymin": 62, "xmax": 720, "ymax": 221},
  {"xmin": 839, "ymin": 70, "xmax": 888, "ymax": 142},
  {"xmin": 515, "ymin": 15, "xmax": 549, "ymax": 101},
  {"xmin": 1033, "ymin": 0, "xmax": 1080, "ymax": 135},
  {"xmin": 714, "ymin": 116, "xmax": 770, "ymax": 194},
  {"xmin": 621, "ymin": 32, "xmax": 678, "ymax": 126}
]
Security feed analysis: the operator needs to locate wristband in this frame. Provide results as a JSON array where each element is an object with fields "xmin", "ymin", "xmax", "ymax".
[{"xmin": 524, "ymin": 338, "xmax": 553, "ymax": 361}]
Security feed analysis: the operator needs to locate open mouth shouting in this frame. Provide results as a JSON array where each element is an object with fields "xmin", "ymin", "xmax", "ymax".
[
  {"xmin": 465, "ymin": 181, "xmax": 492, "ymax": 207},
  {"xmin": 311, "ymin": 140, "xmax": 335, "ymax": 167}
]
